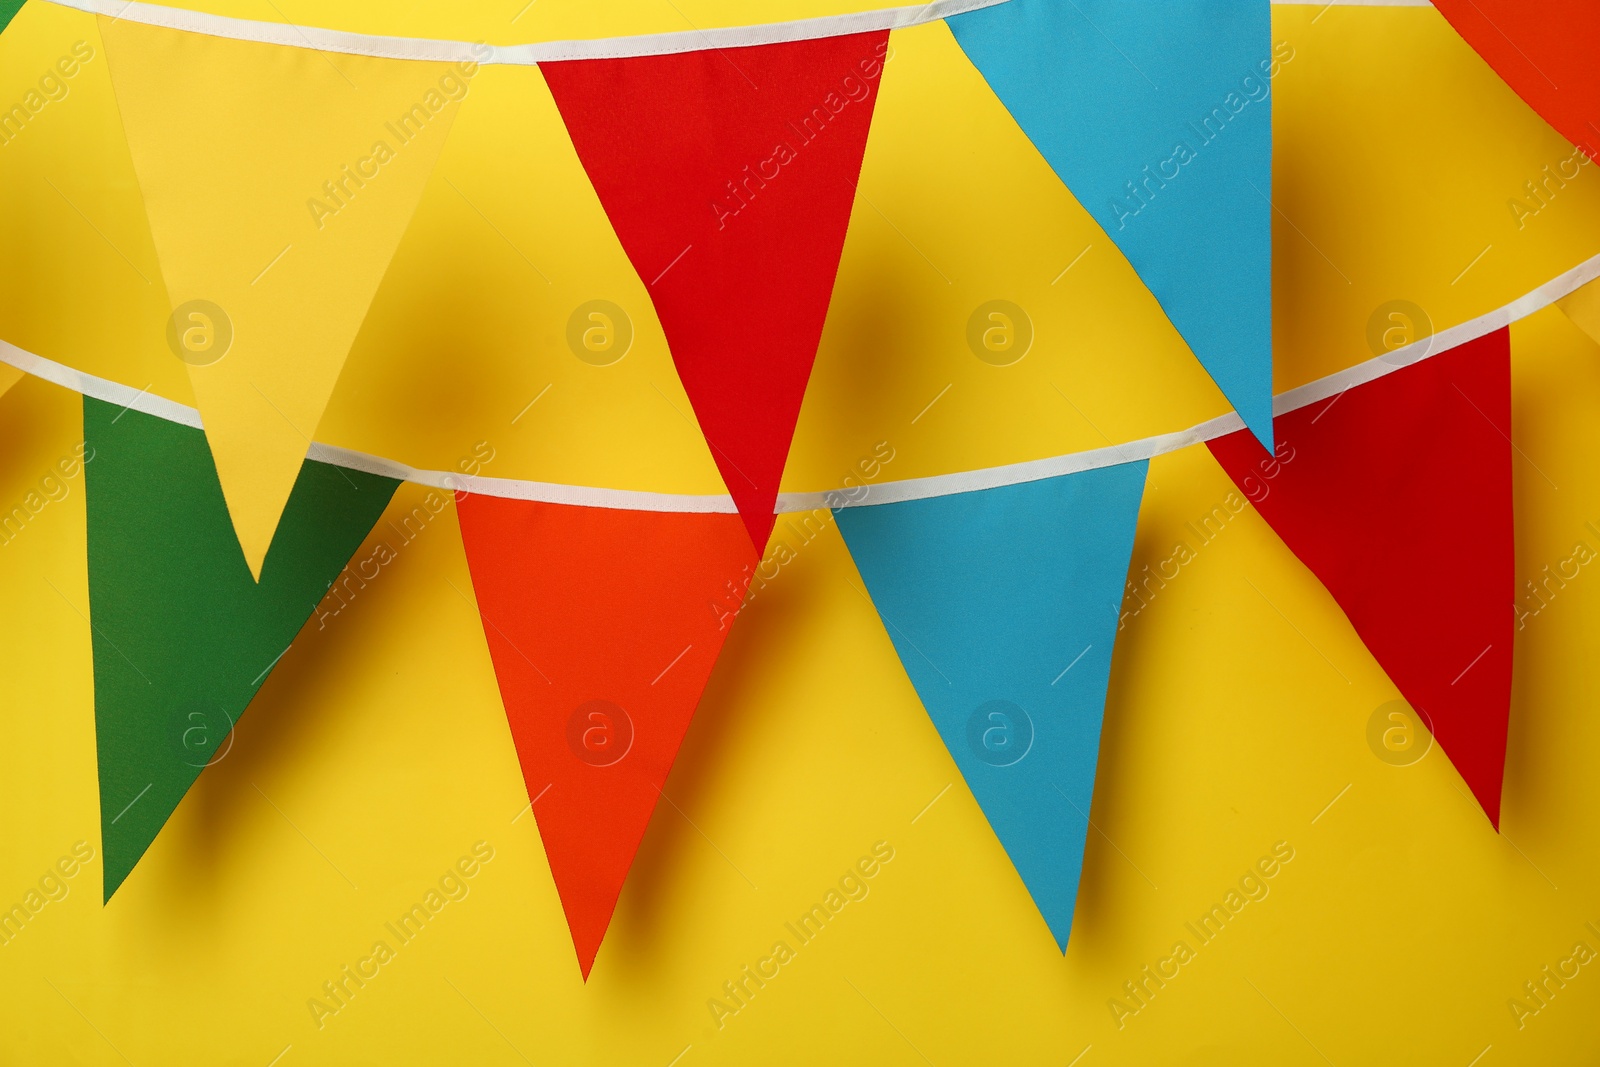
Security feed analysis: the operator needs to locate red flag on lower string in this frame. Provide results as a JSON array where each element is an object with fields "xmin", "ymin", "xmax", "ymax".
[
  {"xmin": 1208, "ymin": 329, "xmax": 1514, "ymax": 826},
  {"xmin": 456, "ymin": 496, "xmax": 756, "ymax": 978},
  {"xmin": 540, "ymin": 31, "xmax": 889, "ymax": 550}
]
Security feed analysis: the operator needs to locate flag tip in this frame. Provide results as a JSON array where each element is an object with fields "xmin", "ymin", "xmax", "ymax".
[
  {"xmin": 576, "ymin": 939, "xmax": 600, "ymax": 982},
  {"xmin": 1245, "ymin": 414, "xmax": 1274, "ymax": 455},
  {"xmin": 742, "ymin": 510, "xmax": 776, "ymax": 555}
]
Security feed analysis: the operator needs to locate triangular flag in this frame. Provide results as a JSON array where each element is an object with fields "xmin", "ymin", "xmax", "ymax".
[
  {"xmin": 1558, "ymin": 277, "xmax": 1600, "ymax": 346},
  {"xmin": 456, "ymin": 496, "xmax": 756, "ymax": 978},
  {"xmin": 0, "ymin": 364, "xmax": 21, "ymax": 400},
  {"xmin": 100, "ymin": 17, "xmax": 461, "ymax": 578},
  {"xmin": 0, "ymin": 0, "xmax": 26, "ymax": 34},
  {"xmin": 540, "ymin": 32, "xmax": 888, "ymax": 549},
  {"xmin": 835, "ymin": 462, "xmax": 1147, "ymax": 950},
  {"xmin": 1208, "ymin": 330, "xmax": 1513, "ymax": 825},
  {"xmin": 948, "ymin": 0, "xmax": 1274, "ymax": 449},
  {"xmin": 85, "ymin": 397, "xmax": 399, "ymax": 898},
  {"xmin": 1430, "ymin": 0, "xmax": 1600, "ymax": 163}
]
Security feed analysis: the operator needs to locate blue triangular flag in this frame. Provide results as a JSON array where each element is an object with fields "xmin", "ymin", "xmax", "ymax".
[
  {"xmin": 835, "ymin": 461, "xmax": 1147, "ymax": 950},
  {"xmin": 948, "ymin": 0, "xmax": 1274, "ymax": 449}
]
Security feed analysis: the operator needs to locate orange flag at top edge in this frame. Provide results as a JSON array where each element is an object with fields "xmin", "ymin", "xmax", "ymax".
[
  {"xmin": 540, "ymin": 32, "xmax": 889, "ymax": 551},
  {"xmin": 456, "ymin": 495, "xmax": 757, "ymax": 979},
  {"xmin": 1430, "ymin": 0, "xmax": 1600, "ymax": 164}
]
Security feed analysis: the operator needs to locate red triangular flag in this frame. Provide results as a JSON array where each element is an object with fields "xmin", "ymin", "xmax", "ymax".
[
  {"xmin": 1208, "ymin": 330, "xmax": 1514, "ymax": 825},
  {"xmin": 1431, "ymin": 0, "xmax": 1600, "ymax": 162},
  {"xmin": 457, "ymin": 496, "xmax": 756, "ymax": 978},
  {"xmin": 541, "ymin": 32, "xmax": 889, "ymax": 549}
]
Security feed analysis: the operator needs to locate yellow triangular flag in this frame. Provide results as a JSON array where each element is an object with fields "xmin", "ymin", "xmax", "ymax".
[
  {"xmin": 0, "ymin": 365, "xmax": 22, "ymax": 401},
  {"xmin": 100, "ymin": 17, "xmax": 468, "ymax": 577},
  {"xmin": 1558, "ymin": 277, "xmax": 1600, "ymax": 347}
]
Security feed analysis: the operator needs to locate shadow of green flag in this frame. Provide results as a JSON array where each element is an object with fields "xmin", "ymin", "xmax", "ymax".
[{"xmin": 84, "ymin": 396, "xmax": 398, "ymax": 900}]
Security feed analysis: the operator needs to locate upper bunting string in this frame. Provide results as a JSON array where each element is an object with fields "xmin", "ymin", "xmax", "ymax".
[
  {"xmin": 35, "ymin": 0, "xmax": 1429, "ymax": 67},
  {"xmin": 2, "ymin": 247, "xmax": 1596, "ymax": 514}
]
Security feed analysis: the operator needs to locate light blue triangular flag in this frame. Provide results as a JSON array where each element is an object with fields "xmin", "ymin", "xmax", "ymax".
[
  {"xmin": 835, "ymin": 461, "xmax": 1147, "ymax": 950},
  {"xmin": 949, "ymin": 0, "xmax": 1274, "ymax": 449}
]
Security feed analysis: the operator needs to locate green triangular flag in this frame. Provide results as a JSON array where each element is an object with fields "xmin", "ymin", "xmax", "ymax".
[
  {"xmin": 0, "ymin": 1, "xmax": 26, "ymax": 34},
  {"xmin": 84, "ymin": 396, "xmax": 399, "ymax": 900}
]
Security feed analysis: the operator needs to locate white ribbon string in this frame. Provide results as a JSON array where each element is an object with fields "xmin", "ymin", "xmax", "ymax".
[{"xmin": 5, "ymin": 250, "xmax": 1595, "ymax": 513}]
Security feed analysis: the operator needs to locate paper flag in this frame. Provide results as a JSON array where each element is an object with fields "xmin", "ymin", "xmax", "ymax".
[
  {"xmin": 1431, "ymin": 0, "xmax": 1600, "ymax": 163},
  {"xmin": 1208, "ymin": 330, "xmax": 1513, "ymax": 825},
  {"xmin": 456, "ymin": 496, "xmax": 756, "ymax": 978},
  {"xmin": 1557, "ymin": 278, "xmax": 1600, "ymax": 346},
  {"xmin": 0, "ymin": 0, "xmax": 25, "ymax": 34},
  {"xmin": 834, "ymin": 462, "xmax": 1148, "ymax": 950},
  {"xmin": 540, "ymin": 32, "xmax": 887, "ymax": 550},
  {"xmin": 100, "ymin": 18, "xmax": 461, "ymax": 578},
  {"xmin": 948, "ymin": 0, "xmax": 1274, "ymax": 449},
  {"xmin": 85, "ymin": 397, "xmax": 398, "ymax": 899}
]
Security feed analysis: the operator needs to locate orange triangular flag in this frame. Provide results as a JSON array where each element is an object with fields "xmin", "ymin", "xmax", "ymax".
[
  {"xmin": 100, "ymin": 17, "xmax": 466, "ymax": 577},
  {"xmin": 456, "ymin": 496, "xmax": 755, "ymax": 978},
  {"xmin": 1430, "ymin": 0, "xmax": 1600, "ymax": 163}
]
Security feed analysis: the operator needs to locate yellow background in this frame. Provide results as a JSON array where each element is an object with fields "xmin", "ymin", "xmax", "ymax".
[{"xmin": 2, "ymin": 1, "xmax": 1600, "ymax": 1064}]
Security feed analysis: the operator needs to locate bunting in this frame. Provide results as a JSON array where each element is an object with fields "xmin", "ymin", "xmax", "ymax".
[
  {"xmin": 835, "ymin": 461, "xmax": 1148, "ymax": 949},
  {"xmin": 539, "ymin": 31, "xmax": 888, "ymax": 550},
  {"xmin": 1430, "ymin": 0, "xmax": 1600, "ymax": 163},
  {"xmin": 948, "ymin": 0, "xmax": 1275, "ymax": 449},
  {"xmin": 0, "ymin": 0, "xmax": 1587, "ymax": 983},
  {"xmin": 84, "ymin": 397, "xmax": 398, "ymax": 898},
  {"xmin": 456, "ymin": 496, "xmax": 756, "ymax": 978},
  {"xmin": 99, "ymin": 18, "xmax": 462, "ymax": 578},
  {"xmin": 1208, "ymin": 329, "xmax": 1514, "ymax": 825}
]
